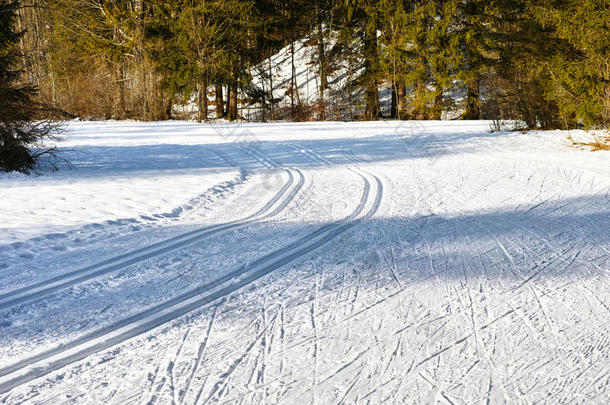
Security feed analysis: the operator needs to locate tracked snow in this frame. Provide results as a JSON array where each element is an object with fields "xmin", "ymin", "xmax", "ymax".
[{"xmin": 0, "ymin": 121, "xmax": 608, "ymax": 404}]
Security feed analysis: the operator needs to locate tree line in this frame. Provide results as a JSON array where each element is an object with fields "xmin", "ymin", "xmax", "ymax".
[{"xmin": 7, "ymin": 0, "xmax": 610, "ymax": 127}]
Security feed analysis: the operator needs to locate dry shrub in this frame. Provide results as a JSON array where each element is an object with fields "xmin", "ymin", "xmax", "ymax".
[
  {"xmin": 291, "ymin": 102, "xmax": 316, "ymax": 121},
  {"xmin": 53, "ymin": 74, "xmax": 115, "ymax": 120}
]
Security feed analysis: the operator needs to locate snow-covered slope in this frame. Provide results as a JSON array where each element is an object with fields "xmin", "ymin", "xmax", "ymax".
[
  {"xmin": 0, "ymin": 121, "xmax": 609, "ymax": 403},
  {"xmin": 176, "ymin": 36, "xmax": 384, "ymax": 121},
  {"xmin": 175, "ymin": 35, "xmax": 465, "ymax": 121},
  {"xmin": 248, "ymin": 37, "xmax": 396, "ymax": 120}
]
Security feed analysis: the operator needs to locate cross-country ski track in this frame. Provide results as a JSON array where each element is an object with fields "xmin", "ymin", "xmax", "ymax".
[{"xmin": 0, "ymin": 121, "xmax": 609, "ymax": 404}]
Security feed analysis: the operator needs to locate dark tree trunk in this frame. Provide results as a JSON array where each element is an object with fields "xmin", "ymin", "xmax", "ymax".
[
  {"xmin": 203, "ymin": 79, "xmax": 208, "ymax": 121},
  {"xmin": 317, "ymin": 19, "xmax": 327, "ymax": 120},
  {"xmin": 363, "ymin": 17, "xmax": 379, "ymax": 121},
  {"xmin": 463, "ymin": 77, "xmax": 481, "ymax": 120},
  {"xmin": 397, "ymin": 84, "xmax": 406, "ymax": 119},
  {"xmin": 164, "ymin": 97, "xmax": 173, "ymax": 120},
  {"xmin": 197, "ymin": 84, "xmax": 203, "ymax": 123},
  {"xmin": 290, "ymin": 39, "xmax": 296, "ymax": 119},
  {"xmin": 198, "ymin": 79, "xmax": 208, "ymax": 122},
  {"xmin": 391, "ymin": 82, "xmax": 398, "ymax": 119},
  {"xmin": 268, "ymin": 57, "xmax": 275, "ymax": 120},
  {"xmin": 432, "ymin": 88, "xmax": 443, "ymax": 120},
  {"xmin": 215, "ymin": 85, "xmax": 224, "ymax": 118},
  {"xmin": 228, "ymin": 83, "xmax": 238, "ymax": 121},
  {"xmin": 289, "ymin": 0, "xmax": 296, "ymax": 120},
  {"xmin": 226, "ymin": 84, "xmax": 230, "ymax": 115}
]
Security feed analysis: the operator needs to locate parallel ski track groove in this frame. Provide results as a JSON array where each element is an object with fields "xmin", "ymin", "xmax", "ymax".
[
  {"xmin": 0, "ymin": 148, "xmax": 304, "ymax": 312},
  {"xmin": 0, "ymin": 144, "xmax": 383, "ymax": 395}
]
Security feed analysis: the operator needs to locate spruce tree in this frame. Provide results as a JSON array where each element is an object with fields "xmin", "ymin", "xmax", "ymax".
[
  {"xmin": 378, "ymin": 0, "xmax": 410, "ymax": 119},
  {"xmin": 6, "ymin": 0, "xmax": 608, "ymax": 127},
  {"xmin": 379, "ymin": 0, "xmax": 459, "ymax": 120},
  {"xmin": 0, "ymin": 0, "xmax": 59, "ymax": 173},
  {"xmin": 528, "ymin": 0, "xmax": 610, "ymax": 127},
  {"xmin": 336, "ymin": 0, "xmax": 381, "ymax": 120},
  {"xmin": 428, "ymin": 0, "xmax": 461, "ymax": 120},
  {"xmin": 456, "ymin": 0, "xmax": 494, "ymax": 120},
  {"xmin": 490, "ymin": 0, "xmax": 562, "ymax": 128}
]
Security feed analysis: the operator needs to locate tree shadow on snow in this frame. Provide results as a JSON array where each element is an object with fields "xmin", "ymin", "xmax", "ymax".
[
  {"xmin": 52, "ymin": 123, "xmax": 513, "ymax": 179},
  {"xmin": 0, "ymin": 193, "xmax": 608, "ymax": 361}
]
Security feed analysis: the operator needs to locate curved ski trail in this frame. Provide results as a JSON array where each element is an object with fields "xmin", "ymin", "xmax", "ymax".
[
  {"xmin": 0, "ymin": 148, "xmax": 304, "ymax": 312},
  {"xmin": 0, "ymin": 145, "xmax": 383, "ymax": 395}
]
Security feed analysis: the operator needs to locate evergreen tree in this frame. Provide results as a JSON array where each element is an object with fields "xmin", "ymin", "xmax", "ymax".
[
  {"xmin": 8, "ymin": 0, "xmax": 610, "ymax": 127},
  {"xmin": 378, "ymin": 0, "xmax": 410, "ymax": 119},
  {"xmin": 427, "ymin": 0, "xmax": 461, "ymax": 120},
  {"xmin": 455, "ymin": 0, "xmax": 494, "ymax": 120},
  {"xmin": 379, "ymin": 0, "xmax": 460, "ymax": 120},
  {"xmin": 0, "ymin": 0, "xmax": 59, "ymax": 173},
  {"xmin": 407, "ymin": 0, "xmax": 434, "ymax": 120},
  {"xmin": 528, "ymin": 0, "xmax": 610, "ymax": 127},
  {"xmin": 490, "ymin": 0, "xmax": 562, "ymax": 128},
  {"xmin": 334, "ymin": 0, "xmax": 382, "ymax": 120}
]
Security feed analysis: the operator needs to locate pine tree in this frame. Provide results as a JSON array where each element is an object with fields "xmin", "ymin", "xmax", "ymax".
[
  {"xmin": 335, "ymin": 0, "xmax": 381, "ymax": 120},
  {"xmin": 490, "ymin": 0, "xmax": 562, "ymax": 128},
  {"xmin": 7, "ymin": 0, "xmax": 609, "ymax": 127},
  {"xmin": 528, "ymin": 0, "xmax": 610, "ymax": 127},
  {"xmin": 379, "ymin": 0, "xmax": 460, "ymax": 120},
  {"xmin": 0, "ymin": 0, "xmax": 59, "ymax": 173},
  {"xmin": 455, "ymin": 0, "xmax": 494, "ymax": 120},
  {"xmin": 428, "ymin": 0, "xmax": 461, "ymax": 120},
  {"xmin": 378, "ymin": 0, "xmax": 410, "ymax": 119}
]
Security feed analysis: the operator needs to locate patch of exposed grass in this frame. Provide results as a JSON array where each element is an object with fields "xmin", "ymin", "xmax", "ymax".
[{"xmin": 569, "ymin": 134, "xmax": 610, "ymax": 151}]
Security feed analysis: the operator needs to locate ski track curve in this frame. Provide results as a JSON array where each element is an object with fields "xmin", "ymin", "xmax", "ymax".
[
  {"xmin": 0, "ymin": 147, "xmax": 303, "ymax": 312},
  {"xmin": 0, "ymin": 143, "xmax": 383, "ymax": 395},
  {"xmin": 6, "ymin": 125, "xmax": 603, "ymax": 402}
]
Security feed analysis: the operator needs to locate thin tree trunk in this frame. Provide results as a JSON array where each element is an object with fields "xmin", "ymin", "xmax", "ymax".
[
  {"xmin": 203, "ymin": 77, "xmax": 208, "ymax": 121},
  {"xmin": 268, "ymin": 58, "xmax": 274, "ymax": 120},
  {"xmin": 397, "ymin": 84, "xmax": 406, "ymax": 119},
  {"xmin": 363, "ymin": 16, "xmax": 379, "ymax": 120},
  {"xmin": 48, "ymin": 58, "xmax": 57, "ymax": 108},
  {"xmin": 432, "ymin": 88, "xmax": 443, "ymax": 120},
  {"xmin": 463, "ymin": 77, "xmax": 481, "ymax": 120},
  {"xmin": 197, "ymin": 83, "xmax": 203, "ymax": 123},
  {"xmin": 290, "ymin": 39, "xmax": 296, "ymax": 119},
  {"xmin": 317, "ymin": 18, "xmax": 327, "ymax": 120},
  {"xmin": 289, "ymin": 0, "xmax": 296, "ymax": 120},
  {"xmin": 149, "ymin": 71, "xmax": 158, "ymax": 120},
  {"xmin": 260, "ymin": 68, "xmax": 267, "ymax": 122},
  {"xmin": 347, "ymin": 58, "xmax": 354, "ymax": 121},
  {"xmin": 228, "ymin": 83, "xmax": 238, "ymax": 121},
  {"xmin": 198, "ymin": 78, "xmax": 208, "ymax": 122},
  {"xmin": 215, "ymin": 85, "xmax": 224, "ymax": 118},
  {"xmin": 116, "ymin": 65, "xmax": 126, "ymax": 119},
  {"xmin": 226, "ymin": 84, "xmax": 230, "ymax": 116},
  {"xmin": 391, "ymin": 82, "xmax": 398, "ymax": 119}
]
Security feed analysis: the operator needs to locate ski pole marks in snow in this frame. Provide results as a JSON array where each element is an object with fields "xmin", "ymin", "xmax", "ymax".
[{"xmin": 0, "ymin": 121, "xmax": 609, "ymax": 403}]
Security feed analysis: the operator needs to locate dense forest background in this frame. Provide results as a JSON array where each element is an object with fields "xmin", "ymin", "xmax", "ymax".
[{"xmin": 10, "ymin": 0, "xmax": 610, "ymax": 128}]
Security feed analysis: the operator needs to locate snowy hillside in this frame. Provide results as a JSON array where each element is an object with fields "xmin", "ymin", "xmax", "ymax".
[
  {"xmin": 177, "ymin": 37, "xmax": 402, "ymax": 121},
  {"xmin": 0, "ymin": 121, "xmax": 609, "ymax": 403},
  {"xmin": 247, "ymin": 39, "xmax": 462, "ymax": 120}
]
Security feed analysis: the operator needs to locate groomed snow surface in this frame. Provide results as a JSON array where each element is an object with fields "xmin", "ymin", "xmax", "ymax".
[{"xmin": 0, "ymin": 121, "xmax": 609, "ymax": 404}]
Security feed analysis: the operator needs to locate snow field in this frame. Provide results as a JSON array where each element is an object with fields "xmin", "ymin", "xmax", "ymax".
[{"xmin": 0, "ymin": 120, "xmax": 608, "ymax": 403}]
